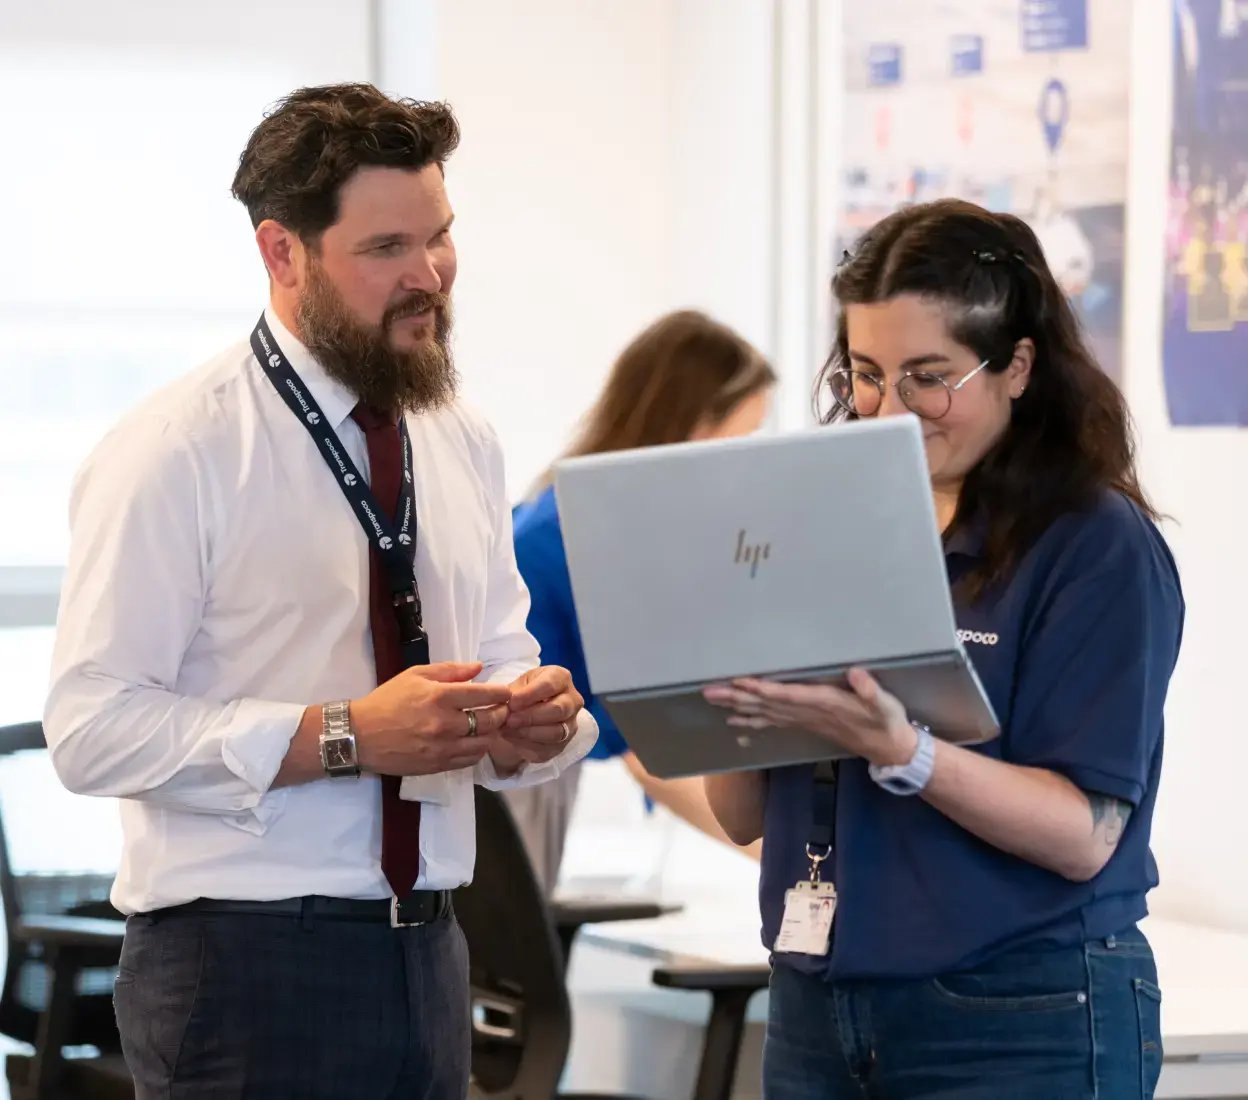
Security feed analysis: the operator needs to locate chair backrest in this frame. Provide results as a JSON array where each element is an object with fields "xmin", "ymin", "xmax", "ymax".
[
  {"xmin": 0, "ymin": 722, "xmax": 121, "ymax": 1048},
  {"xmin": 0, "ymin": 722, "xmax": 44, "ymax": 951},
  {"xmin": 457, "ymin": 786, "xmax": 574, "ymax": 1099}
]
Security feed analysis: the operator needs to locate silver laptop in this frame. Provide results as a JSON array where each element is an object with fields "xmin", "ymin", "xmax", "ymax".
[{"xmin": 551, "ymin": 415, "xmax": 999, "ymax": 779}]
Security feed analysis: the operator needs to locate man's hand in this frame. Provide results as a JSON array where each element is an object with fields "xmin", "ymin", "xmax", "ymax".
[
  {"xmin": 351, "ymin": 661, "xmax": 512, "ymax": 776},
  {"xmin": 490, "ymin": 666, "xmax": 584, "ymax": 772}
]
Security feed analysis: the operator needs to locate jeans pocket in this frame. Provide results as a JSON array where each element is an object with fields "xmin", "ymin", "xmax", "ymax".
[
  {"xmin": 929, "ymin": 945, "xmax": 1089, "ymax": 1013},
  {"xmin": 930, "ymin": 976, "xmax": 1087, "ymax": 1012},
  {"xmin": 1134, "ymin": 978, "xmax": 1163, "ymax": 1098}
]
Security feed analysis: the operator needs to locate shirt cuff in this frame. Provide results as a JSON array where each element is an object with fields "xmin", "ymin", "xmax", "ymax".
[
  {"xmin": 1047, "ymin": 763, "xmax": 1146, "ymax": 808},
  {"xmin": 475, "ymin": 709, "xmax": 599, "ymax": 791},
  {"xmin": 219, "ymin": 699, "xmax": 307, "ymax": 832}
]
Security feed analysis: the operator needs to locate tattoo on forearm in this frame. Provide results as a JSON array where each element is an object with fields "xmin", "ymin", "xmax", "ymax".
[{"xmin": 1086, "ymin": 793, "xmax": 1133, "ymax": 847}]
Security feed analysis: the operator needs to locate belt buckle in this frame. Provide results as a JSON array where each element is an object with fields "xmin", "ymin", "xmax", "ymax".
[{"xmin": 390, "ymin": 895, "xmax": 428, "ymax": 929}]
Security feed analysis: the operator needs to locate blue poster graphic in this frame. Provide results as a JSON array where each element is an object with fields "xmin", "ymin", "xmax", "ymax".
[
  {"xmin": 837, "ymin": 1, "xmax": 1129, "ymax": 380},
  {"xmin": 1163, "ymin": 0, "xmax": 1248, "ymax": 426},
  {"xmin": 868, "ymin": 44, "xmax": 904, "ymax": 87},
  {"xmin": 1021, "ymin": 0, "xmax": 1090, "ymax": 52},
  {"xmin": 951, "ymin": 35, "xmax": 985, "ymax": 76}
]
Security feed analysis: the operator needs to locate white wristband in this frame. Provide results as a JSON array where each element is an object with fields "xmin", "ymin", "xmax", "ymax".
[{"xmin": 868, "ymin": 722, "xmax": 935, "ymax": 796}]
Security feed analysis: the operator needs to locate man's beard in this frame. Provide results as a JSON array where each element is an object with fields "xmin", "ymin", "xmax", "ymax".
[{"xmin": 295, "ymin": 258, "xmax": 458, "ymax": 415}]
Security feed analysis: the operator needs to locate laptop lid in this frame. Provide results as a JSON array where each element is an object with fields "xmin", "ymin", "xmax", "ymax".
[{"xmin": 552, "ymin": 415, "xmax": 958, "ymax": 696}]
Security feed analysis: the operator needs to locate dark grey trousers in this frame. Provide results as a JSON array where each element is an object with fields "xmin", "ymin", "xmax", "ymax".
[{"xmin": 113, "ymin": 904, "xmax": 470, "ymax": 1099}]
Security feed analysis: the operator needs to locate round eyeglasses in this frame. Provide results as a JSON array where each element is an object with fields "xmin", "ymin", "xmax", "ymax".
[{"xmin": 828, "ymin": 360, "xmax": 990, "ymax": 421}]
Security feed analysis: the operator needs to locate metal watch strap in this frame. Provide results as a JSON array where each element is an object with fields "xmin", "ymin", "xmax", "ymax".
[{"xmin": 320, "ymin": 700, "xmax": 361, "ymax": 778}]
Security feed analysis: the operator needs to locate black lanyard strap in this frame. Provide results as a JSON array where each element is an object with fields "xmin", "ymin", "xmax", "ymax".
[
  {"xmin": 807, "ymin": 760, "xmax": 839, "ymax": 881},
  {"xmin": 250, "ymin": 314, "xmax": 429, "ymax": 667}
]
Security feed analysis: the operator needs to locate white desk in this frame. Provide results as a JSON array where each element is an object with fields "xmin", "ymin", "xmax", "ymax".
[{"xmin": 578, "ymin": 907, "xmax": 1248, "ymax": 1100}]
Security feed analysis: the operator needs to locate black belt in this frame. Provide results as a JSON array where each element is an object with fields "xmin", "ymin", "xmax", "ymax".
[{"xmin": 150, "ymin": 891, "xmax": 452, "ymax": 929}]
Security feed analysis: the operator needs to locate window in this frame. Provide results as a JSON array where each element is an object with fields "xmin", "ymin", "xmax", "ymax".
[
  {"xmin": 0, "ymin": 4, "xmax": 372, "ymax": 639},
  {"xmin": 0, "ymin": 0, "xmax": 372, "ymax": 865}
]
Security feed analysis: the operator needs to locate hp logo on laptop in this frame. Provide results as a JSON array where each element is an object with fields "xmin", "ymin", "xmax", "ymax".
[{"xmin": 734, "ymin": 529, "xmax": 770, "ymax": 579}]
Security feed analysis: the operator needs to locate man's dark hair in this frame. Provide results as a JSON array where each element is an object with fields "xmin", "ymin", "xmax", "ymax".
[{"xmin": 231, "ymin": 83, "xmax": 460, "ymax": 242}]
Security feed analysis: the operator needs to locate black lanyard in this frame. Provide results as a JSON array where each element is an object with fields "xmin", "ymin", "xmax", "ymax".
[
  {"xmin": 808, "ymin": 760, "xmax": 839, "ymax": 879},
  {"xmin": 250, "ymin": 314, "xmax": 430, "ymax": 667}
]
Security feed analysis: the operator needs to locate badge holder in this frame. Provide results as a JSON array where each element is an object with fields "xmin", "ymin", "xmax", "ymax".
[
  {"xmin": 774, "ymin": 839, "xmax": 837, "ymax": 957},
  {"xmin": 774, "ymin": 761, "xmax": 839, "ymax": 956}
]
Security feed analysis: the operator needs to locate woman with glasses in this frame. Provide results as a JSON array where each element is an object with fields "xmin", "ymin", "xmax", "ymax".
[{"xmin": 704, "ymin": 199, "xmax": 1184, "ymax": 1099}]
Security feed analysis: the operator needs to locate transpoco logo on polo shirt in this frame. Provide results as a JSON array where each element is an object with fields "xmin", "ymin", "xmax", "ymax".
[{"xmin": 957, "ymin": 629, "xmax": 1000, "ymax": 646}]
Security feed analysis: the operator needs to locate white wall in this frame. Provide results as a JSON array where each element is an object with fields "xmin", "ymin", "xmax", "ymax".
[
  {"xmin": 378, "ymin": 0, "xmax": 780, "ymax": 498},
  {"xmin": 666, "ymin": 2, "xmax": 776, "ymax": 358},
  {"xmin": 0, "ymin": 0, "xmax": 373, "ymax": 720},
  {"xmin": 433, "ymin": 0, "xmax": 675, "ymax": 497},
  {"xmin": 1123, "ymin": 3, "xmax": 1248, "ymax": 931}
]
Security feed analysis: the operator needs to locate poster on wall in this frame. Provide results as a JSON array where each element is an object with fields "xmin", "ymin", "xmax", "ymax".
[
  {"xmin": 1163, "ymin": 0, "xmax": 1248, "ymax": 426},
  {"xmin": 838, "ymin": 0, "xmax": 1130, "ymax": 379}
]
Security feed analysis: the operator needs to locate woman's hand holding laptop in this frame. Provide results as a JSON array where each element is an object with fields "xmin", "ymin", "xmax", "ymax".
[{"xmin": 703, "ymin": 666, "xmax": 919, "ymax": 768}]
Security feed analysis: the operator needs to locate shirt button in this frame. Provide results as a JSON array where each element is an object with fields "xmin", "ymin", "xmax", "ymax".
[{"xmin": 1076, "ymin": 992, "xmax": 1088, "ymax": 1004}]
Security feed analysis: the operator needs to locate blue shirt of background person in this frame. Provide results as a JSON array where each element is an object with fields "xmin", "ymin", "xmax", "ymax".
[
  {"xmin": 703, "ymin": 200, "xmax": 1184, "ymax": 1100},
  {"xmin": 513, "ymin": 487, "xmax": 628, "ymax": 761},
  {"xmin": 509, "ymin": 310, "xmax": 776, "ymax": 884}
]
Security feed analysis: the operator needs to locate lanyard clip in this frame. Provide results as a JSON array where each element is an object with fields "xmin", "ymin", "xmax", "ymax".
[
  {"xmin": 392, "ymin": 588, "xmax": 425, "ymax": 647},
  {"xmin": 805, "ymin": 842, "xmax": 831, "ymax": 886}
]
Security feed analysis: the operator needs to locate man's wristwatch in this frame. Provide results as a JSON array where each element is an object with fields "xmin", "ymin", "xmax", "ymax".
[
  {"xmin": 320, "ymin": 700, "xmax": 361, "ymax": 778},
  {"xmin": 868, "ymin": 721, "xmax": 935, "ymax": 795}
]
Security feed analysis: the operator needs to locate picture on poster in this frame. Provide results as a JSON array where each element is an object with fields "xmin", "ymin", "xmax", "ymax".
[
  {"xmin": 838, "ymin": 0, "xmax": 1129, "ymax": 380},
  {"xmin": 1163, "ymin": 0, "xmax": 1248, "ymax": 426}
]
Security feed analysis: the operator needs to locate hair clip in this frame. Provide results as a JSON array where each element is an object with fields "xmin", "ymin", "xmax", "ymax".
[{"xmin": 972, "ymin": 249, "xmax": 1001, "ymax": 264}]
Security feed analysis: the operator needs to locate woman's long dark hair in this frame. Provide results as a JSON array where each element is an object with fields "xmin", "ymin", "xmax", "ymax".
[
  {"xmin": 531, "ymin": 310, "xmax": 775, "ymax": 494},
  {"xmin": 817, "ymin": 198, "xmax": 1156, "ymax": 597}
]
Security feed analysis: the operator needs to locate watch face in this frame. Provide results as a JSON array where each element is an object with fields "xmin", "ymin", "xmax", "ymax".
[{"xmin": 324, "ymin": 738, "xmax": 354, "ymax": 771}]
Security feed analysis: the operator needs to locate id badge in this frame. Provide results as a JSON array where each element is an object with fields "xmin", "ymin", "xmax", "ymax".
[{"xmin": 774, "ymin": 880, "xmax": 837, "ymax": 956}]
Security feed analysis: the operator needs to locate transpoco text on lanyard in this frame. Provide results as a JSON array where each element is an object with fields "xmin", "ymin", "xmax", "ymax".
[
  {"xmin": 250, "ymin": 314, "xmax": 430, "ymax": 668},
  {"xmin": 774, "ymin": 760, "xmax": 838, "ymax": 957}
]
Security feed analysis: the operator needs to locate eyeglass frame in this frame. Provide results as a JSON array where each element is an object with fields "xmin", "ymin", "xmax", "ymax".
[{"xmin": 829, "ymin": 359, "xmax": 991, "ymax": 421}]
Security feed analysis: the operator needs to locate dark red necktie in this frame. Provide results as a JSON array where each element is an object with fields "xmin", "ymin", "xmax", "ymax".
[{"xmin": 351, "ymin": 404, "xmax": 423, "ymax": 898}]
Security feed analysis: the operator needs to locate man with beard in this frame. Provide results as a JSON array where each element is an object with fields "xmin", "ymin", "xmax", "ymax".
[{"xmin": 43, "ymin": 83, "xmax": 596, "ymax": 1098}]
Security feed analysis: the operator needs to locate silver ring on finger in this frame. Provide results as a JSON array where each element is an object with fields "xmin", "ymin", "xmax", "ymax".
[
  {"xmin": 559, "ymin": 719, "xmax": 573, "ymax": 744},
  {"xmin": 466, "ymin": 710, "xmax": 478, "ymax": 738}
]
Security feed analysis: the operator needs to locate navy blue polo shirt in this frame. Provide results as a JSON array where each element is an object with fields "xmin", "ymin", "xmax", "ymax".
[
  {"xmin": 512, "ymin": 486, "xmax": 629, "ymax": 761},
  {"xmin": 759, "ymin": 490, "xmax": 1184, "ymax": 981}
]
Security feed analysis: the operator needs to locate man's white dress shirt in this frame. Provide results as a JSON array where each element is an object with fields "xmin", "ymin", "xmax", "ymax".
[{"xmin": 44, "ymin": 308, "xmax": 595, "ymax": 913}]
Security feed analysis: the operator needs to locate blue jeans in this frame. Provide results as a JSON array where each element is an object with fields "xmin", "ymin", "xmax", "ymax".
[{"xmin": 764, "ymin": 926, "xmax": 1163, "ymax": 1099}]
